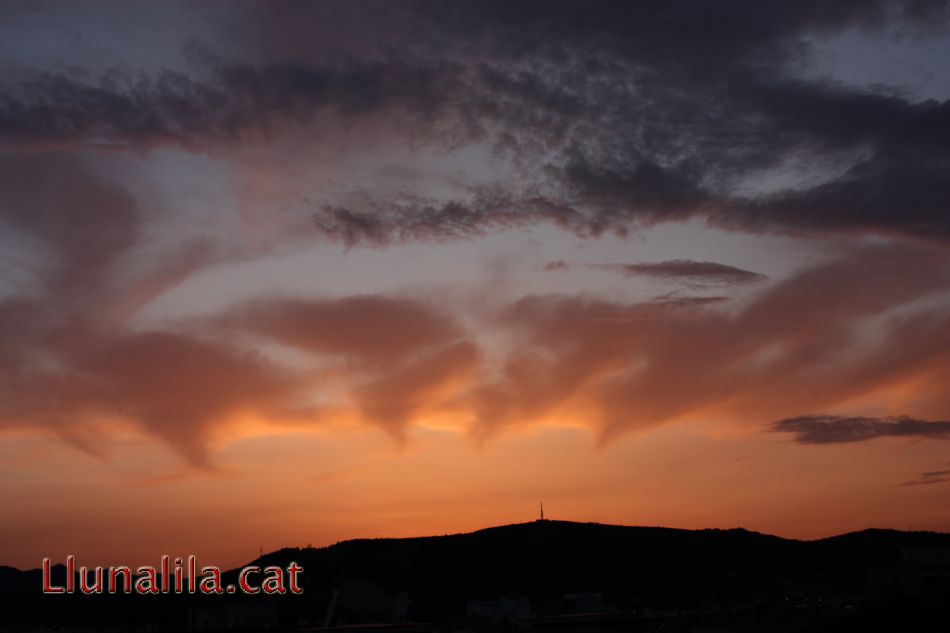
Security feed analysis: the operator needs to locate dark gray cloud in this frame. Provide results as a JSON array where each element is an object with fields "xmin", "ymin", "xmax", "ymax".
[
  {"xmin": 597, "ymin": 260, "xmax": 766, "ymax": 285},
  {"xmin": 771, "ymin": 415, "xmax": 950, "ymax": 444},
  {"xmin": 902, "ymin": 466, "xmax": 950, "ymax": 486},
  {"xmin": 0, "ymin": 60, "xmax": 457, "ymax": 149},
  {"xmin": 1, "ymin": 1, "xmax": 949, "ymax": 244},
  {"xmin": 720, "ymin": 156, "xmax": 950, "ymax": 241},
  {"xmin": 312, "ymin": 193, "xmax": 582, "ymax": 247}
]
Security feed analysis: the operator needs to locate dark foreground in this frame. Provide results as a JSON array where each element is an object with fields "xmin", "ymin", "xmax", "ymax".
[{"xmin": 2, "ymin": 520, "xmax": 948, "ymax": 632}]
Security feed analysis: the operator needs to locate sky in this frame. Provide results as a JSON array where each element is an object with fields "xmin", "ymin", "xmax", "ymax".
[{"xmin": 2, "ymin": 0, "xmax": 950, "ymax": 570}]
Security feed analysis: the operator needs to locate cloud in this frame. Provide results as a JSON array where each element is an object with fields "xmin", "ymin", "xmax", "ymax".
[
  {"xmin": 303, "ymin": 0, "xmax": 950, "ymax": 245},
  {"xmin": 0, "ymin": 60, "xmax": 457, "ymax": 150},
  {"xmin": 0, "ymin": 153, "xmax": 481, "ymax": 459},
  {"xmin": 70, "ymin": 330, "xmax": 300, "ymax": 466},
  {"xmin": 0, "ymin": 292, "xmax": 479, "ymax": 464},
  {"xmin": 648, "ymin": 294, "xmax": 731, "ymax": 309},
  {"xmin": 543, "ymin": 260, "xmax": 569, "ymax": 272},
  {"xmin": 720, "ymin": 156, "xmax": 950, "ymax": 241},
  {"xmin": 223, "ymin": 296, "xmax": 478, "ymax": 438},
  {"xmin": 466, "ymin": 242, "xmax": 950, "ymax": 441},
  {"xmin": 597, "ymin": 260, "xmax": 766, "ymax": 285},
  {"xmin": 2, "ymin": 1, "xmax": 950, "ymax": 245},
  {"xmin": 770, "ymin": 415, "xmax": 950, "ymax": 444},
  {"xmin": 1, "ymin": 281, "xmax": 476, "ymax": 463},
  {"xmin": 0, "ymin": 317, "xmax": 307, "ymax": 467},
  {"xmin": 311, "ymin": 193, "xmax": 583, "ymax": 247},
  {"xmin": 227, "ymin": 295, "xmax": 463, "ymax": 367},
  {"xmin": 0, "ymin": 152, "xmax": 138, "ymax": 299},
  {"xmin": 0, "ymin": 152, "xmax": 308, "ymax": 465},
  {"xmin": 354, "ymin": 341, "xmax": 478, "ymax": 437},
  {"xmin": 901, "ymin": 466, "xmax": 950, "ymax": 486},
  {"xmin": 4, "ymin": 235, "xmax": 950, "ymax": 462},
  {"xmin": 5, "ymin": 2, "xmax": 950, "ymax": 466}
]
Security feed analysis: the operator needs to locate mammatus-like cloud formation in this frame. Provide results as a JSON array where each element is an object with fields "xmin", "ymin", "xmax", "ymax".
[
  {"xmin": 0, "ymin": 153, "xmax": 301, "ymax": 466},
  {"xmin": 770, "ymin": 415, "xmax": 950, "ymax": 444},
  {"xmin": 470, "ymin": 242, "xmax": 950, "ymax": 443},
  {"xmin": 10, "ymin": 190, "xmax": 950, "ymax": 466}
]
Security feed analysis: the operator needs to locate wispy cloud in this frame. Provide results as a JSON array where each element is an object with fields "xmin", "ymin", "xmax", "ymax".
[
  {"xmin": 543, "ymin": 260, "xmax": 569, "ymax": 272},
  {"xmin": 771, "ymin": 415, "xmax": 950, "ymax": 445},
  {"xmin": 596, "ymin": 260, "xmax": 766, "ymax": 285},
  {"xmin": 901, "ymin": 467, "xmax": 950, "ymax": 486}
]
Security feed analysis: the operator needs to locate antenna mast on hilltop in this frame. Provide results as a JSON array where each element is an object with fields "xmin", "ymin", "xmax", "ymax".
[{"xmin": 540, "ymin": 501, "xmax": 545, "ymax": 521}]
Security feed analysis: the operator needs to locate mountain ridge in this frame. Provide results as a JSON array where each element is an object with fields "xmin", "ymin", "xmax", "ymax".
[{"xmin": 8, "ymin": 519, "xmax": 950, "ymax": 574}]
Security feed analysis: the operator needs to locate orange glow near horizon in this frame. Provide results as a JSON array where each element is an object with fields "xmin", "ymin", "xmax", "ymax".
[{"xmin": 3, "ymin": 406, "xmax": 949, "ymax": 571}]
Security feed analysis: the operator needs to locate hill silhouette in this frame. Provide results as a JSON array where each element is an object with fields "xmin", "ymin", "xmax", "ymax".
[{"xmin": 2, "ymin": 520, "xmax": 949, "ymax": 631}]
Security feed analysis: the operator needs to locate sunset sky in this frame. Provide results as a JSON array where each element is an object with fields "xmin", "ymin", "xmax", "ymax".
[{"xmin": 3, "ymin": 0, "xmax": 950, "ymax": 570}]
